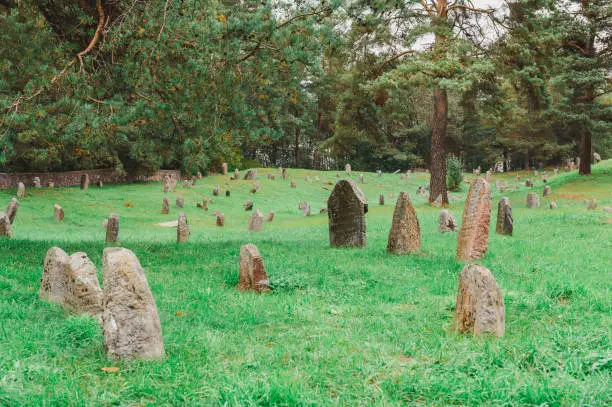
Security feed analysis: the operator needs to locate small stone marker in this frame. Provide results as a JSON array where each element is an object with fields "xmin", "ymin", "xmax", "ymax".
[
  {"xmin": 213, "ymin": 186, "xmax": 220, "ymax": 196},
  {"xmin": 176, "ymin": 197, "xmax": 184, "ymax": 208},
  {"xmin": 525, "ymin": 179, "xmax": 533, "ymax": 188},
  {"xmin": 216, "ymin": 213, "xmax": 225, "ymax": 227},
  {"xmin": 587, "ymin": 199, "xmax": 597, "ymax": 210},
  {"xmin": 453, "ymin": 264, "xmax": 505, "ymax": 337},
  {"xmin": 248, "ymin": 209, "xmax": 264, "ymax": 232},
  {"xmin": 177, "ymin": 212, "xmax": 189, "ymax": 243},
  {"xmin": 602, "ymin": 206, "xmax": 611, "ymax": 213},
  {"xmin": 40, "ymin": 248, "xmax": 103, "ymax": 318},
  {"xmin": 456, "ymin": 178, "xmax": 492, "ymax": 261},
  {"xmin": 593, "ymin": 152, "xmax": 601, "ymax": 163},
  {"xmin": 319, "ymin": 207, "xmax": 328, "ymax": 214},
  {"xmin": 80, "ymin": 174, "xmax": 89, "ymax": 191},
  {"xmin": 377, "ymin": 170, "xmax": 382, "ymax": 177},
  {"xmin": 238, "ymin": 244, "xmax": 270, "ymax": 293},
  {"xmin": 345, "ymin": 164, "xmax": 352, "ymax": 175},
  {"xmin": 302, "ymin": 203, "xmax": 311, "ymax": 216},
  {"xmin": 243, "ymin": 200, "xmax": 253, "ymax": 211},
  {"xmin": 305, "ymin": 176, "xmax": 311, "ymax": 183},
  {"xmin": 432, "ymin": 194, "xmax": 443, "ymax": 208},
  {"xmin": 438, "ymin": 209, "xmax": 458, "ymax": 233},
  {"xmin": 543, "ymin": 186, "xmax": 552, "ymax": 196},
  {"xmin": 495, "ymin": 197, "xmax": 513, "ymax": 236},
  {"xmin": 244, "ymin": 169, "xmax": 258, "ymax": 180},
  {"xmin": 379, "ymin": 194, "xmax": 384, "ymax": 205},
  {"xmin": 265, "ymin": 211, "xmax": 275, "ymax": 222},
  {"xmin": 554, "ymin": 168, "xmax": 559, "ymax": 175},
  {"xmin": 222, "ymin": 162, "xmax": 228, "ymax": 175},
  {"xmin": 225, "ymin": 190, "xmax": 231, "ymax": 197},
  {"xmin": 17, "ymin": 182, "xmax": 26, "ymax": 198},
  {"xmin": 33, "ymin": 177, "xmax": 41, "ymax": 188},
  {"xmin": 48, "ymin": 181, "xmax": 55, "ymax": 188},
  {"xmin": 576, "ymin": 157, "xmax": 581, "ymax": 168},
  {"xmin": 202, "ymin": 200, "xmax": 209, "ymax": 211},
  {"xmin": 281, "ymin": 168, "xmax": 288, "ymax": 180},
  {"xmin": 387, "ymin": 192, "xmax": 420, "ymax": 254},
  {"xmin": 5, "ymin": 198, "xmax": 19, "ymax": 225},
  {"xmin": 183, "ymin": 180, "xmax": 191, "ymax": 189},
  {"xmin": 359, "ymin": 174, "xmax": 364, "ymax": 184},
  {"xmin": 550, "ymin": 201, "xmax": 558, "ymax": 209},
  {"xmin": 97, "ymin": 180, "xmax": 103, "ymax": 188},
  {"xmin": 250, "ymin": 182, "xmax": 260, "ymax": 193},
  {"xmin": 161, "ymin": 197, "xmax": 169, "ymax": 214},
  {"xmin": 53, "ymin": 204, "xmax": 64, "ymax": 221},
  {"xmin": 102, "ymin": 247, "xmax": 164, "ymax": 360},
  {"xmin": 290, "ymin": 180, "xmax": 296, "ymax": 188},
  {"xmin": 0, "ymin": 213, "xmax": 12, "ymax": 237},
  {"xmin": 485, "ymin": 171, "xmax": 491, "ymax": 182},
  {"xmin": 526, "ymin": 193, "xmax": 540, "ymax": 208},
  {"xmin": 105, "ymin": 213, "xmax": 119, "ymax": 243},
  {"xmin": 234, "ymin": 168, "xmax": 240, "ymax": 179},
  {"xmin": 328, "ymin": 179, "xmax": 367, "ymax": 248}
]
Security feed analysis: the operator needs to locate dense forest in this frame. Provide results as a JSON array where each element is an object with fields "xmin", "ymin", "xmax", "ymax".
[{"xmin": 1, "ymin": 0, "xmax": 610, "ymax": 203}]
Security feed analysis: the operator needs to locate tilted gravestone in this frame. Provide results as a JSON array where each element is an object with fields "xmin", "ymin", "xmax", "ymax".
[
  {"xmin": 237, "ymin": 244, "xmax": 270, "ymax": 293},
  {"xmin": 54, "ymin": 204, "xmax": 64, "ymax": 221},
  {"xmin": 265, "ymin": 211, "xmax": 275, "ymax": 222},
  {"xmin": 222, "ymin": 162, "xmax": 228, "ymax": 175},
  {"xmin": 244, "ymin": 169, "xmax": 258, "ymax": 180},
  {"xmin": 176, "ymin": 197, "xmax": 184, "ymax": 208},
  {"xmin": 452, "ymin": 264, "xmax": 505, "ymax": 337},
  {"xmin": 216, "ymin": 213, "xmax": 225, "ymax": 227},
  {"xmin": 80, "ymin": 174, "xmax": 89, "ymax": 191},
  {"xmin": 328, "ymin": 179, "xmax": 367, "ymax": 248},
  {"xmin": 40, "ymin": 248, "xmax": 103, "ymax": 319},
  {"xmin": 17, "ymin": 182, "xmax": 26, "ymax": 198},
  {"xmin": 161, "ymin": 197, "xmax": 169, "ymax": 214},
  {"xmin": 387, "ymin": 192, "xmax": 420, "ymax": 254},
  {"xmin": 105, "ymin": 213, "xmax": 119, "ymax": 243},
  {"xmin": 248, "ymin": 210, "xmax": 264, "ymax": 232},
  {"xmin": 6, "ymin": 198, "xmax": 19, "ymax": 225},
  {"xmin": 177, "ymin": 212, "xmax": 189, "ymax": 243},
  {"xmin": 456, "ymin": 178, "xmax": 492, "ymax": 261},
  {"xmin": 495, "ymin": 197, "xmax": 513, "ymax": 236},
  {"xmin": 526, "ymin": 192, "xmax": 540, "ymax": 208},
  {"xmin": 0, "ymin": 213, "xmax": 12, "ymax": 238},
  {"xmin": 543, "ymin": 186, "xmax": 552, "ymax": 196},
  {"xmin": 438, "ymin": 209, "xmax": 457, "ymax": 233},
  {"xmin": 102, "ymin": 247, "xmax": 165, "ymax": 360}
]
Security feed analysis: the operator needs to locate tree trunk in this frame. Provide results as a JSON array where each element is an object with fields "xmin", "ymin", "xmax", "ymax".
[
  {"xmin": 579, "ymin": 128, "xmax": 592, "ymax": 175},
  {"xmin": 524, "ymin": 151, "xmax": 530, "ymax": 170},
  {"xmin": 430, "ymin": 86, "xmax": 448, "ymax": 205},
  {"xmin": 295, "ymin": 128, "xmax": 300, "ymax": 168}
]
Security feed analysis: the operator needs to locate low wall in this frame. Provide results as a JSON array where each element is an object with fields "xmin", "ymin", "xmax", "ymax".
[{"xmin": 0, "ymin": 169, "xmax": 182, "ymax": 189}]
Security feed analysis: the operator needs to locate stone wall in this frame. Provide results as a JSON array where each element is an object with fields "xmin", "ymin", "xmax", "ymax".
[{"xmin": 0, "ymin": 169, "xmax": 181, "ymax": 189}]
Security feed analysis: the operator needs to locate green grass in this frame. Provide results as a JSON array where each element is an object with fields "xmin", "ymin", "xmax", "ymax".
[{"xmin": 1, "ymin": 162, "xmax": 611, "ymax": 406}]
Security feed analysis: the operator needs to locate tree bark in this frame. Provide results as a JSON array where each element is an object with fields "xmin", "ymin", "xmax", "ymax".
[
  {"xmin": 430, "ymin": 86, "xmax": 448, "ymax": 205},
  {"xmin": 579, "ymin": 128, "xmax": 592, "ymax": 175},
  {"xmin": 295, "ymin": 127, "xmax": 300, "ymax": 168}
]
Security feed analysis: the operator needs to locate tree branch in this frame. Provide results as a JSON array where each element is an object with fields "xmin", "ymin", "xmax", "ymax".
[{"xmin": 375, "ymin": 50, "xmax": 418, "ymax": 76}]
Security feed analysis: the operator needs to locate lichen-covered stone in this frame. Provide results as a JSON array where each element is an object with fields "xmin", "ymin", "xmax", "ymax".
[
  {"xmin": 328, "ymin": 179, "xmax": 367, "ymax": 248},
  {"xmin": 177, "ymin": 212, "xmax": 189, "ymax": 243},
  {"xmin": 5, "ymin": 198, "xmax": 19, "ymax": 225},
  {"xmin": 456, "ymin": 179, "xmax": 492, "ymax": 261},
  {"xmin": 105, "ymin": 213, "xmax": 119, "ymax": 243},
  {"xmin": 0, "ymin": 212, "xmax": 13, "ymax": 237},
  {"xmin": 386, "ymin": 192, "xmax": 420, "ymax": 254},
  {"xmin": 54, "ymin": 204, "xmax": 64, "ymax": 221},
  {"xmin": 495, "ymin": 197, "xmax": 513, "ymax": 236},
  {"xmin": 526, "ymin": 193, "xmax": 540, "ymax": 208},
  {"xmin": 438, "ymin": 210, "xmax": 457, "ymax": 233},
  {"xmin": 237, "ymin": 244, "xmax": 270, "ymax": 293},
  {"xmin": 248, "ymin": 210, "xmax": 264, "ymax": 232}
]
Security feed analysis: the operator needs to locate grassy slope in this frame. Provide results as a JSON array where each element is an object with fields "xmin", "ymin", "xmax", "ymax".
[{"xmin": 0, "ymin": 162, "xmax": 610, "ymax": 406}]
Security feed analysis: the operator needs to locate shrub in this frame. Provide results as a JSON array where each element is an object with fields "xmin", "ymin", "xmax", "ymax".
[{"xmin": 446, "ymin": 155, "xmax": 464, "ymax": 191}]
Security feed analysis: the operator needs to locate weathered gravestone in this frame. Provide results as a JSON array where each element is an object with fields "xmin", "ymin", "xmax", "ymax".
[
  {"xmin": 359, "ymin": 174, "xmax": 364, "ymax": 184},
  {"xmin": 543, "ymin": 186, "xmax": 552, "ymax": 196},
  {"xmin": 452, "ymin": 264, "xmax": 505, "ymax": 337},
  {"xmin": 593, "ymin": 152, "xmax": 601, "ymax": 163},
  {"xmin": 54, "ymin": 204, "xmax": 64, "ymax": 221},
  {"xmin": 216, "ymin": 213, "xmax": 225, "ymax": 227},
  {"xmin": 244, "ymin": 169, "xmax": 258, "ymax": 180},
  {"xmin": 213, "ymin": 186, "xmax": 220, "ymax": 196},
  {"xmin": 345, "ymin": 164, "xmax": 352, "ymax": 175},
  {"xmin": 281, "ymin": 168, "xmax": 288, "ymax": 180},
  {"xmin": 438, "ymin": 209, "xmax": 458, "ymax": 233},
  {"xmin": 161, "ymin": 197, "xmax": 169, "ymax": 214},
  {"xmin": 176, "ymin": 197, "xmax": 184, "ymax": 208},
  {"xmin": 250, "ymin": 182, "xmax": 260, "ymax": 193},
  {"xmin": 40, "ymin": 248, "xmax": 103, "ymax": 318},
  {"xmin": 48, "ymin": 181, "xmax": 55, "ymax": 188},
  {"xmin": 456, "ymin": 178, "xmax": 492, "ymax": 261},
  {"xmin": 265, "ymin": 211, "xmax": 275, "ymax": 222},
  {"xmin": 234, "ymin": 168, "xmax": 240, "ymax": 179},
  {"xmin": 183, "ymin": 180, "xmax": 191, "ymax": 189},
  {"xmin": 6, "ymin": 198, "xmax": 19, "ymax": 224},
  {"xmin": 526, "ymin": 192, "xmax": 540, "ymax": 208},
  {"xmin": 243, "ymin": 200, "xmax": 253, "ymax": 211},
  {"xmin": 237, "ymin": 244, "xmax": 270, "ymax": 293},
  {"xmin": 328, "ymin": 179, "xmax": 367, "ymax": 248},
  {"xmin": 387, "ymin": 192, "xmax": 421, "ymax": 254},
  {"xmin": 603, "ymin": 206, "xmax": 612, "ymax": 213},
  {"xmin": 377, "ymin": 170, "xmax": 382, "ymax": 177},
  {"xmin": 550, "ymin": 201, "xmax": 558, "ymax": 209},
  {"xmin": 222, "ymin": 162, "xmax": 228, "ymax": 175},
  {"xmin": 379, "ymin": 194, "xmax": 384, "ymax": 205},
  {"xmin": 80, "ymin": 174, "xmax": 89, "ymax": 191},
  {"xmin": 105, "ymin": 213, "xmax": 119, "ymax": 243},
  {"xmin": 33, "ymin": 177, "xmax": 41, "ymax": 188},
  {"xmin": 0, "ymin": 213, "xmax": 12, "ymax": 238},
  {"xmin": 432, "ymin": 194, "xmax": 443, "ymax": 208},
  {"xmin": 177, "ymin": 213, "xmax": 189, "ymax": 243},
  {"xmin": 102, "ymin": 247, "xmax": 164, "ymax": 360},
  {"xmin": 525, "ymin": 179, "xmax": 533, "ymax": 188},
  {"xmin": 587, "ymin": 199, "xmax": 598, "ymax": 210},
  {"xmin": 17, "ymin": 182, "xmax": 26, "ymax": 198},
  {"xmin": 302, "ymin": 203, "xmax": 311, "ymax": 216},
  {"xmin": 248, "ymin": 210, "xmax": 264, "ymax": 232},
  {"xmin": 290, "ymin": 180, "xmax": 296, "ymax": 188},
  {"xmin": 495, "ymin": 197, "xmax": 513, "ymax": 236},
  {"xmin": 226, "ymin": 190, "xmax": 231, "ymax": 197},
  {"xmin": 97, "ymin": 180, "xmax": 103, "ymax": 188}
]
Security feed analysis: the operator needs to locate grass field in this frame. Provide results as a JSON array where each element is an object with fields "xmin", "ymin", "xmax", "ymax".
[{"xmin": 1, "ymin": 161, "xmax": 610, "ymax": 406}]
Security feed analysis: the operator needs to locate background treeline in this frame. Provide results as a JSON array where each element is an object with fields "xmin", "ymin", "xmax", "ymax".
[{"xmin": 0, "ymin": 0, "xmax": 610, "ymax": 185}]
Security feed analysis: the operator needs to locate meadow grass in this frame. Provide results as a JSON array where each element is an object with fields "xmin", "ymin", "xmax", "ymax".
[{"xmin": 0, "ymin": 162, "xmax": 610, "ymax": 406}]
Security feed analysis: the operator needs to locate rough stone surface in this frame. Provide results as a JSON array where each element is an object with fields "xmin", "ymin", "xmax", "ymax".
[
  {"xmin": 543, "ymin": 186, "xmax": 552, "ymax": 196},
  {"xmin": 526, "ymin": 193, "xmax": 540, "ymax": 208},
  {"xmin": 453, "ymin": 264, "xmax": 505, "ymax": 337},
  {"xmin": 587, "ymin": 199, "xmax": 598, "ymax": 210},
  {"xmin": 6, "ymin": 198, "xmax": 19, "ymax": 224},
  {"xmin": 432, "ymin": 194, "xmax": 443, "ymax": 208},
  {"xmin": 177, "ymin": 212, "xmax": 189, "ymax": 243},
  {"xmin": 593, "ymin": 152, "xmax": 601, "ymax": 163},
  {"xmin": 281, "ymin": 168, "xmax": 288, "ymax": 180},
  {"xmin": 216, "ymin": 214, "xmax": 225, "ymax": 227},
  {"xmin": 54, "ymin": 204, "xmax": 64, "ymax": 221},
  {"xmin": 438, "ymin": 209, "xmax": 458, "ymax": 233},
  {"xmin": 234, "ymin": 168, "xmax": 240, "ymax": 179},
  {"xmin": 17, "ymin": 182, "xmax": 25, "ymax": 198},
  {"xmin": 379, "ymin": 194, "xmax": 384, "ymax": 205},
  {"xmin": 244, "ymin": 169, "xmax": 258, "ymax": 180},
  {"xmin": 302, "ymin": 203, "xmax": 311, "ymax": 216},
  {"xmin": 213, "ymin": 186, "xmax": 220, "ymax": 196},
  {"xmin": 48, "ymin": 181, "xmax": 55, "ymax": 188},
  {"xmin": 176, "ymin": 197, "xmax": 184, "ymax": 208},
  {"xmin": 33, "ymin": 177, "xmax": 41, "ymax": 188},
  {"xmin": 290, "ymin": 180, "xmax": 296, "ymax": 188},
  {"xmin": 161, "ymin": 197, "xmax": 169, "ymax": 214},
  {"xmin": 222, "ymin": 163, "xmax": 228, "ymax": 175},
  {"xmin": 183, "ymin": 180, "xmax": 191, "ymax": 189},
  {"xmin": 39, "ymin": 248, "xmax": 103, "ymax": 318},
  {"xmin": 550, "ymin": 201, "xmax": 558, "ymax": 209},
  {"xmin": 345, "ymin": 164, "xmax": 352, "ymax": 175},
  {"xmin": 495, "ymin": 197, "xmax": 513, "ymax": 236},
  {"xmin": 226, "ymin": 190, "xmax": 231, "ymax": 197},
  {"xmin": 265, "ymin": 211, "xmax": 275, "ymax": 222},
  {"xmin": 102, "ymin": 248, "xmax": 164, "ymax": 360},
  {"xmin": 603, "ymin": 206, "xmax": 611, "ymax": 213},
  {"xmin": 243, "ymin": 200, "xmax": 253, "ymax": 211},
  {"xmin": 359, "ymin": 174, "xmax": 364, "ymax": 184},
  {"xmin": 525, "ymin": 179, "xmax": 533, "ymax": 188},
  {"xmin": 248, "ymin": 210, "xmax": 264, "ymax": 232},
  {"xmin": 80, "ymin": 174, "xmax": 89, "ymax": 191},
  {"xmin": 237, "ymin": 244, "xmax": 270, "ymax": 293},
  {"xmin": 105, "ymin": 213, "xmax": 119, "ymax": 243},
  {"xmin": 328, "ymin": 179, "xmax": 367, "ymax": 248},
  {"xmin": 386, "ymin": 192, "xmax": 420, "ymax": 254},
  {"xmin": 0, "ymin": 213, "xmax": 12, "ymax": 237},
  {"xmin": 456, "ymin": 178, "xmax": 492, "ymax": 261}
]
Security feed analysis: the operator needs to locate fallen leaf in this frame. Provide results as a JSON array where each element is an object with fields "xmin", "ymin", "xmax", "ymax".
[
  {"xmin": 176, "ymin": 311, "xmax": 185, "ymax": 316},
  {"xmin": 101, "ymin": 366, "xmax": 119, "ymax": 373}
]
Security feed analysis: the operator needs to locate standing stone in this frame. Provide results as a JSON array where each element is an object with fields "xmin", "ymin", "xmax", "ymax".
[
  {"xmin": 176, "ymin": 197, "xmax": 184, "ymax": 208},
  {"xmin": 248, "ymin": 210, "xmax": 264, "ymax": 232},
  {"xmin": 265, "ymin": 211, "xmax": 275, "ymax": 222},
  {"xmin": 437, "ymin": 210, "xmax": 456, "ymax": 233},
  {"xmin": 234, "ymin": 168, "xmax": 240, "ymax": 179},
  {"xmin": 305, "ymin": 176, "xmax": 311, "ymax": 183},
  {"xmin": 33, "ymin": 177, "xmax": 41, "ymax": 188},
  {"xmin": 250, "ymin": 182, "xmax": 260, "ymax": 193},
  {"xmin": 243, "ymin": 200, "xmax": 253, "ymax": 211},
  {"xmin": 550, "ymin": 201, "xmax": 558, "ymax": 209},
  {"xmin": 525, "ymin": 179, "xmax": 533, "ymax": 188},
  {"xmin": 575, "ymin": 157, "xmax": 581, "ymax": 169},
  {"xmin": 53, "ymin": 204, "xmax": 64, "ymax": 221},
  {"xmin": 456, "ymin": 178, "xmax": 492, "ymax": 262},
  {"xmin": 225, "ymin": 190, "xmax": 231, "ymax": 197},
  {"xmin": 97, "ymin": 180, "xmax": 103, "ymax": 188},
  {"xmin": 359, "ymin": 174, "xmax": 364, "ymax": 184},
  {"xmin": 453, "ymin": 264, "xmax": 505, "ymax": 337},
  {"xmin": 345, "ymin": 164, "xmax": 352, "ymax": 175},
  {"xmin": 0, "ymin": 213, "xmax": 12, "ymax": 238},
  {"xmin": 177, "ymin": 212, "xmax": 189, "ymax": 243},
  {"xmin": 593, "ymin": 152, "xmax": 601, "ymax": 163},
  {"xmin": 102, "ymin": 248, "xmax": 164, "ymax": 360},
  {"xmin": 387, "ymin": 192, "xmax": 420, "ymax": 254},
  {"xmin": 48, "ymin": 181, "xmax": 55, "ymax": 188},
  {"xmin": 485, "ymin": 171, "xmax": 491, "ymax": 182},
  {"xmin": 432, "ymin": 194, "xmax": 443, "ymax": 208},
  {"xmin": 17, "ymin": 182, "xmax": 26, "ymax": 198},
  {"xmin": 213, "ymin": 186, "xmax": 220, "ymax": 196},
  {"xmin": 377, "ymin": 170, "xmax": 382, "ymax": 177},
  {"xmin": 216, "ymin": 213, "xmax": 225, "ymax": 227},
  {"xmin": 201, "ymin": 200, "xmax": 209, "ymax": 211},
  {"xmin": 183, "ymin": 180, "xmax": 191, "ymax": 189},
  {"xmin": 302, "ymin": 203, "xmax": 311, "ymax": 216},
  {"xmin": 161, "ymin": 197, "xmax": 169, "ymax": 214},
  {"xmin": 105, "ymin": 213, "xmax": 119, "ymax": 243},
  {"xmin": 379, "ymin": 194, "xmax": 385, "ymax": 205},
  {"xmin": 80, "ymin": 174, "xmax": 89, "ymax": 191},
  {"xmin": 328, "ymin": 179, "xmax": 367, "ymax": 248},
  {"xmin": 267, "ymin": 174, "xmax": 275, "ymax": 180},
  {"xmin": 40, "ymin": 248, "xmax": 103, "ymax": 318},
  {"xmin": 602, "ymin": 206, "xmax": 612, "ymax": 213},
  {"xmin": 526, "ymin": 193, "xmax": 540, "ymax": 208},
  {"xmin": 222, "ymin": 162, "xmax": 228, "ymax": 175},
  {"xmin": 197, "ymin": 171, "xmax": 203, "ymax": 179},
  {"xmin": 290, "ymin": 180, "xmax": 296, "ymax": 188},
  {"xmin": 587, "ymin": 199, "xmax": 598, "ymax": 210},
  {"xmin": 281, "ymin": 168, "xmax": 288, "ymax": 180},
  {"xmin": 554, "ymin": 168, "xmax": 559, "ymax": 175},
  {"xmin": 495, "ymin": 197, "xmax": 513, "ymax": 236},
  {"xmin": 244, "ymin": 169, "xmax": 258, "ymax": 180},
  {"xmin": 163, "ymin": 176, "xmax": 170, "ymax": 193},
  {"xmin": 237, "ymin": 244, "xmax": 270, "ymax": 293},
  {"xmin": 543, "ymin": 186, "xmax": 552, "ymax": 196},
  {"xmin": 5, "ymin": 198, "xmax": 19, "ymax": 225}
]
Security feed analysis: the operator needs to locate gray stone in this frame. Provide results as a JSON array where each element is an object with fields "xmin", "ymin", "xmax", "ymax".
[
  {"xmin": 387, "ymin": 192, "xmax": 420, "ymax": 254},
  {"xmin": 281, "ymin": 168, "xmax": 288, "ymax": 180},
  {"xmin": 345, "ymin": 164, "xmax": 352, "ymax": 175},
  {"xmin": 237, "ymin": 244, "xmax": 270, "ymax": 293},
  {"xmin": 17, "ymin": 182, "xmax": 26, "ymax": 198},
  {"xmin": 102, "ymin": 247, "xmax": 164, "ymax": 360},
  {"xmin": 54, "ymin": 204, "xmax": 64, "ymax": 221},
  {"xmin": 177, "ymin": 212, "xmax": 189, "ymax": 243},
  {"xmin": 5, "ymin": 198, "xmax": 19, "ymax": 225},
  {"xmin": 80, "ymin": 174, "xmax": 89, "ymax": 191},
  {"xmin": 213, "ymin": 186, "xmax": 220, "ymax": 196},
  {"xmin": 248, "ymin": 210, "xmax": 264, "ymax": 232},
  {"xmin": 526, "ymin": 193, "xmax": 540, "ymax": 208},
  {"xmin": 243, "ymin": 200, "xmax": 253, "ymax": 211},
  {"xmin": 33, "ymin": 177, "xmax": 41, "ymax": 188},
  {"xmin": 550, "ymin": 201, "xmax": 558, "ymax": 209},
  {"xmin": 234, "ymin": 168, "xmax": 240, "ymax": 179},
  {"xmin": 328, "ymin": 179, "xmax": 367, "ymax": 248},
  {"xmin": 495, "ymin": 197, "xmax": 513, "ymax": 236},
  {"xmin": 0, "ymin": 213, "xmax": 12, "ymax": 237},
  {"xmin": 161, "ymin": 197, "xmax": 169, "ymax": 214},
  {"xmin": 265, "ymin": 211, "xmax": 275, "ymax": 222},
  {"xmin": 438, "ymin": 209, "xmax": 457, "ymax": 233},
  {"xmin": 593, "ymin": 152, "xmax": 601, "ymax": 163},
  {"xmin": 222, "ymin": 162, "xmax": 228, "ymax": 175},
  {"xmin": 359, "ymin": 174, "xmax": 364, "ymax": 184},
  {"xmin": 543, "ymin": 186, "xmax": 552, "ymax": 196},
  {"xmin": 48, "ymin": 181, "xmax": 55, "ymax": 188},
  {"xmin": 456, "ymin": 179, "xmax": 492, "ymax": 261},
  {"xmin": 587, "ymin": 199, "xmax": 597, "ymax": 210},
  {"xmin": 105, "ymin": 213, "xmax": 119, "ymax": 243},
  {"xmin": 244, "ymin": 169, "xmax": 258, "ymax": 180},
  {"xmin": 176, "ymin": 197, "xmax": 184, "ymax": 208}
]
